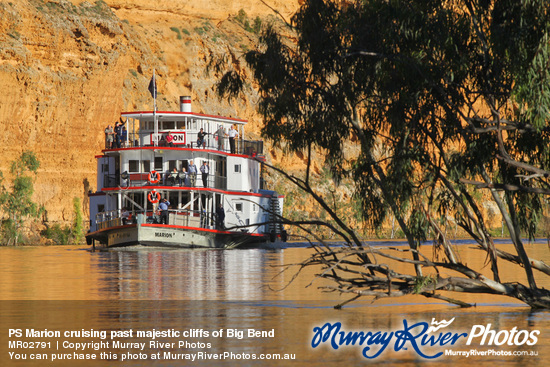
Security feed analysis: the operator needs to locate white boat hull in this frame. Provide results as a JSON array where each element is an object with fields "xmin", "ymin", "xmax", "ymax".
[{"xmin": 88, "ymin": 223, "xmax": 273, "ymax": 249}]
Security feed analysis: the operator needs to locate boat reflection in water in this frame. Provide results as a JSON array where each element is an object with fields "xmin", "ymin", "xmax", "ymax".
[{"xmin": 95, "ymin": 248, "xmax": 286, "ymax": 300}]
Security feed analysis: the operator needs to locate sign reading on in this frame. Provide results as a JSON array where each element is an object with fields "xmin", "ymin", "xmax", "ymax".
[{"xmin": 150, "ymin": 132, "xmax": 186, "ymax": 145}]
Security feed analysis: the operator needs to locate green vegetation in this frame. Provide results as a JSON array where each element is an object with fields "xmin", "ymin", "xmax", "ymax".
[
  {"xmin": 34, "ymin": 0, "xmax": 114, "ymax": 19},
  {"xmin": 170, "ymin": 27, "xmax": 182, "ymax": 40},
  {"xmin": 41, "ymin": 224, "xmax": 71, "ymax": 246},
  {"xmin": 41, "ymin": 197, "xmax": 85, "ymax": 246},
  {"xmin": 71, "ymin": 197, "xmax": 84, "ymax": 244},
  {"xmin": 216, "ymin": 0, "xmax": 550, "ymax": 308},
  {"xmin": 194, "ymin": 26, "xmax": 207, "ymax": 36},
  {"xmin": 234, "ymin": 9, "xmax": 262, "ymax": 34},
  {"xmin": 0, "ymin": 152, "xmax": 44, "ymax": 245}
]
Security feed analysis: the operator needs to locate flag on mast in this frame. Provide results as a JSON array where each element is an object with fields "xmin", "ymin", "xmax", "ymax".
[{"xmin": 148, "ymin": 73, "xmax": 157, "ymax": 99}]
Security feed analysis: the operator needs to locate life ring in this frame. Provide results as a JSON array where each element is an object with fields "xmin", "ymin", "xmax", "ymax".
[
  {"xmin": 148, "ymin": 190, "xmax": 161, "ymax": 203},
  {"xmin": 148, "ymin": 170, "xmax": 161, "ymax": 184}
]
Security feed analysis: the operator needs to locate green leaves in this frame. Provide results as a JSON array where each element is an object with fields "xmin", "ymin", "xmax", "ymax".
[
  {"xmin": 0, "ymin": 151, "xmax": 43, "ymax": 245},
  {"xmin": 217, "ymin": 0, "xmax": 550, "ymax": 244}
]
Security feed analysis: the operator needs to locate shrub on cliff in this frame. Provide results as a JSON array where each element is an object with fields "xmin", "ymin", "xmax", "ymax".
[
  {"xmin": 41, "ymin": 197, "xmax": 84, "ymax": 246},
  {"xmin": 0, "ymin": 151, "xmax": 44, "ymax": 245}
]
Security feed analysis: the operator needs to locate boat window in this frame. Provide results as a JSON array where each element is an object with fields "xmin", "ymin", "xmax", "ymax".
[
  {"xmin": 234, "ymin": 164, "xmax": 241, "ymax": 173},
  {"xmin": 143, "ymin": 160, "xmax": 151, "ymax": 172},
  {"xmin": 163, "ymin": 121, "xmax": 175, "ymax": 130},
  {"xmin": 168, "ymin": 160, "xmax": 178, "ymax": 171},
  {"xmin": 129, "ymin": 160, "xmax": 139, "ymax": 172},
  {"xmin": 154, "ymin": 157, "xmax": 163, "ymax": 171},
  {"xmin": 168, "ymin": 192, "xmax": 179, "ymax": 208},
  {"xmin": 235, "ymin": 203, "xmax": 243, "ymax": 212},
  {"xmin": 177, "ymin": 121, "xmax": 186, "ymax": 130}
]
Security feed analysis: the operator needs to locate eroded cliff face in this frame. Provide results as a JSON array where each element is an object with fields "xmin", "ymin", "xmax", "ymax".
[{"xmin": 0, "ymin": 0, "xmax": 301, "ymax": 226}]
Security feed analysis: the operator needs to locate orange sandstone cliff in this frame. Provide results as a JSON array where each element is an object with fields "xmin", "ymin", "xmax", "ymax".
[{"xmin": 0, "ymin": 0, "xmax": 300, "ymax": 227}]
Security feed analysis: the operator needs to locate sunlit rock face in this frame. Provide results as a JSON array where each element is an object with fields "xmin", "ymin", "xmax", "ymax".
[{"xmin": 0, "ymin": 0, "xmax": 300, "ymax": 225}]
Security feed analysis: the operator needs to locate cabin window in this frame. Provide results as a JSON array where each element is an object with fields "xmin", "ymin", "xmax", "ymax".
[
  {"xmin": 129, "ymin": 160, "xmax": 150, "ymax": 173},
  {"xmin": 235, "ymin": 203, "xmax": 243, "ymax": 212},
  {"xmin": 154, "ymin": 157, "xmax": 163, "ymax": 171},
  {"xmin": 129, "ymin": 160, "xmax": 139, "ymax": 172},
  {"xmin": 234, "ymin": 164, "xmax": 241, "ymax": 173},
  {"xmin": 168, "ymin": 192, "xmax": 179, "ymax": 208},
  {"xmin": 168, "ymin": 160, "xmax": 178, "ymax": 171},
  {"xmin": 177, "ymin": 121, "xmax": 186, "ymax": 130},
  {"xmin": 163, "ymin": 121, "xmax": 175, "ymax": 130},
  {"xmin": 143, "ymin": 160, "xmax": 151, "ymax": 172}
]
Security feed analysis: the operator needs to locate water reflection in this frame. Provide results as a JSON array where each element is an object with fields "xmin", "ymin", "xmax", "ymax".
[
  {"xmin": 0, "ymin": 243, "xmax": 550, "ymax": 366},
  {"xmin": 95, "ymin": 249, "xmax": 285, "ymax": 300}
]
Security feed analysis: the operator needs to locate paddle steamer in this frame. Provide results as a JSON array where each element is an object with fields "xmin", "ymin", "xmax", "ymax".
[{"xmin": 86, "ymin": 96, "xmax": 286, "ymax": 249}]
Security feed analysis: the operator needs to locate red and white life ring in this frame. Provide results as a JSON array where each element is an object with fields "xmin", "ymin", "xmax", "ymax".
[
  {"xmin": 148, "ymin": 190, "xmax": 161, "ymax": 203},
  {"xmin": 148, "ymin": 170, "xmax": 161, "ymax": 184}
]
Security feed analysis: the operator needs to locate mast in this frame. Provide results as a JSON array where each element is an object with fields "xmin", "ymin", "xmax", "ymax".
[
  {"xmin": 148, "ymin": 69, "xmax": 158, "ymax": 146},
  {"xmin": 152, "ymin": 69, "xmax": 158, "ymax": 146}
]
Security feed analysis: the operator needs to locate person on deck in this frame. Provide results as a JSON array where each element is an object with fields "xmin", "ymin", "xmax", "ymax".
[
  {"xmin": 159, "ymin": 198, "xmax": 170, "ymax": 224},
  {"xmin": 121, "ymin": 207, "xmax": 130, "ymax": 225},
  {"xmin": 114, "ymin": 121, "xmax": 123, "ymax": 148},
  {"xmin": 179, "ymin": 167, "xmax": 188, "ymax": 186},
  {"xmin": 217, "ymin": 125, "xmax": 226, "ymax": 151},
  {"xmin": 170, "ymin": 168, "xmax": 179, "ymax": 185},
  {"xmin": 166, "ymin": 131, "xmax": 174, "ymax": 147},
  {"xmin": 216, "ymin": 204, "xmax": 225, "ymax": 230},
  {"xmin": 104, "ymin": 125, "xmax": 114, "ymax": 149},
  {"xmin": 188, "ymin": 160, "xmax": 198, "ymax": 187},
  {"xmin": 228, "ymin": 125, "xmax": 238, "ymax": 154},
  {"xmin": 197, "ymin": 128, "xmax": 207, "ymax": 148},
  {"xmin": 200, "ymin": 161, "xmax": 209, "ymax": 188}
]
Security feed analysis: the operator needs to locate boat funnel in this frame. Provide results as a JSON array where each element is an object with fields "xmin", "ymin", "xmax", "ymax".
[{"xmin": 179, "ymin": 96, "xmax": 192, "ymax": 112}]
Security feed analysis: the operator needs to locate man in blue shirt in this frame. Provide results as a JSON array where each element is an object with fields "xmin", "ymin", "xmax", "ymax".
[{"xmin": 159, "ymin": 198, "xmax": 170, "ymax": 224}]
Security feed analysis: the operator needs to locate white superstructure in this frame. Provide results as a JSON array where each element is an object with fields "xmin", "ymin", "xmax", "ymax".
[{"xmin": 86, "ymin": 97, "xmax": 285, "ymax": 249}]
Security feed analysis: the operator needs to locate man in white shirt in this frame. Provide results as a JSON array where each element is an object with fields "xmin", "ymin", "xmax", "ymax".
[
  {"xmin": 200, "ymin": 161, "xmax": 210, "ymax": 188},
  {"xmin": 228, "ymin": 125, "xmax": 238, "ymax": 154}
]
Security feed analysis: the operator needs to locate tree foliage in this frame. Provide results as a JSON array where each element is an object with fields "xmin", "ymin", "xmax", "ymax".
[
  {"xmin": 41, "ymin": 197, "xmax": 85, "ymax": 246},
  {"xmin": 217, "ymin": 0, "xmax": 550, "ymax": 307},
  {"xmin": 0, "ymin": 151, "xmax": 43, "ymax": 245}
]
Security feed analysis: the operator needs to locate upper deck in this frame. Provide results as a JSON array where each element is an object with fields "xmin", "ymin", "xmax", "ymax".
[
  {"xmin": 99, "ymin": 98, "xmax": 265, "ymax": 193},
  {"xmin": 110, "ymin": 111, "xmax": 263, "ymax": 156},
  {"xmin": 110, "ymin": 97, "xmax": 262, "ymax": 155}
]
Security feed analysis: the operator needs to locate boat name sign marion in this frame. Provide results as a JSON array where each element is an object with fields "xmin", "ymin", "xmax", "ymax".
[{"xmin": 155, "ymin": 232, "xmax": 174, "ymax": 238}]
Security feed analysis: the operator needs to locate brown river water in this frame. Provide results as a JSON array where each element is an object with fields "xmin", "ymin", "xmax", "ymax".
[{"xmin": 1, "ymin": 241, "xmax": 550, "ymax": 366}]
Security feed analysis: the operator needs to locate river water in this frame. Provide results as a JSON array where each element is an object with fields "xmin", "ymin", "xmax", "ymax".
[{"xmin": 1, "ymin": 241, "xmax": 550, "ymax": 366}]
